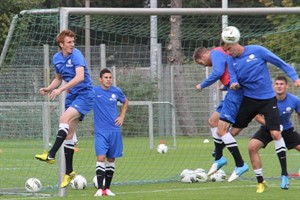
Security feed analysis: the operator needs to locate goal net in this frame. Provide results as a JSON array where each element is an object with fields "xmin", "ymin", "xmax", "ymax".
[{"xmin": 1, "ymin": 7, "xmax": 300, "ymax": 195}]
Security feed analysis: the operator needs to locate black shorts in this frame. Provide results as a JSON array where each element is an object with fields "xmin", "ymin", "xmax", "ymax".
[
  {"xmin": 233, "ymin": 96, "xmax": 280, "ymax": 131},
  {"xmin": 252, "ymin": 126, "xmax": 300, "ymax": 150}
]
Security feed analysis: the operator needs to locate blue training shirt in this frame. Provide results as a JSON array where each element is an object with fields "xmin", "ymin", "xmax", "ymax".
[
  {"xmin": 93, "ymin": 85, "xmax": 127, "ymax": 132},
  {"xmin": 200, "ymin": 47, "xmax": 229, "ymax": 89},
  {"xmin": 228, "ymin": 45, "xmax": 299, "ymax": 99},
  {"xmin": 278, "ymin": 92, "xmax": 300, "ymax": 130},
  {"xmin": 53, "ymin": 48, "xmax": 93, "ymax": 94}
]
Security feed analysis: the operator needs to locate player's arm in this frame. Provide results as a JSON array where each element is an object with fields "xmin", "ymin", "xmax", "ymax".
[
  {"xmin": 49, "ymin": 67, "xmax": 84, "ymax": 100},
  {"xmin": 115, "ymin": 98, "xmax": 128, "ymax": 126},
  {"xmin": 262, "ymin": 46, "xmax": 300, "ymax": 85},
  {"xmin": 227, "ymin": 57, "xmax": 240, "ymax": 90},
  {"xmin": 59, "ymin": 66, "xmax": 84, "ymax": 92},
  {"xmin": 39, "ymin": 73, "xmax": 62, "ymax": 95},
  {"xmin": 197, "ymin": 51, "xmax": 227, "ymax": 91}
]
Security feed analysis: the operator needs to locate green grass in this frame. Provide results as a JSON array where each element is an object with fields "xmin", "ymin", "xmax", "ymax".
[{"xmin": 1, "ymin": 136, "xmax": 300, "ymax": 199}]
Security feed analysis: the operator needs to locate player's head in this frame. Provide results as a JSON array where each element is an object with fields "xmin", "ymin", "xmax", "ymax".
[
  {"xmin": 221, "ymin": 26, "xmax": 240, "ymax": 44},
  {"xmin": 274, "ymin": 76, "xmax": 288, "ymax": 95},
  {"xmin": 192, "ymin": 47, "xmax": 212, "ymax": 67},
  {"xmin": 221, "ymin": 26, "xmax": 243, "ymax": 57},
  {"xmin": 99, "ymin": 68, "xmax": 112, "ymax": 89},
  {"xmin": 56, "ymin": 29, "xmax": 75, "ymax": 50}
]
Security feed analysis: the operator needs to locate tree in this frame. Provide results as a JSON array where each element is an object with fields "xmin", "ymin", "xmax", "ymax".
[
  {"xmin": 166, "ymin": 0, "xmax": 199, "ymax": 135},
  {"xmin": 0, "ymin": 0, "xmax": 44, "ymax": 52}
]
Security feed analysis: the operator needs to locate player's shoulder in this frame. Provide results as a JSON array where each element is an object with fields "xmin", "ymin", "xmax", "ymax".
[
  {"xmin": 110, "ymin": 85, "xmax": 123, "ymax": 93},
  {"xmin": 287, "ymin": 92, "xmax": 300, "ymax": 101}
]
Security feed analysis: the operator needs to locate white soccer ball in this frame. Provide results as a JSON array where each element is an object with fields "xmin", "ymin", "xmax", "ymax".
[
  {"xmin": 221, "ymin": 26, "xmax": 240, "ymax": 44},
  {"xmin": 180, "ymin": 169, "xmax": 200, "ymax": 183},
  {"xmin": 209, "ymin": 169, "xmax": 226, "ymax": 182},
  {"xmin": 70, "ymin": 175, "xmax": 87, "ymax": 190},
  {"xmin": 194, "ymin": 169, "xmax": 208, "ymax": 182},
  {"xmin": 157, "ymin": 143, "xmax": 168, "ymax": 154},
  {"xmin": 25, "ymin": 178, "xmax": 42, "ymax": 193},
  {"xmin": 93, "ymin": 176, "xmax": 105, "ymax": 189}
]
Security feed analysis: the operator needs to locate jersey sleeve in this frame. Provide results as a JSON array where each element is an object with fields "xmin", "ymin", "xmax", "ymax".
[
  {"xmin": 227, "ymin": 56, "xmax": 238, "ymax": 85},
  {"xmin": 260, "ymin": 46, "xmax": 299, "ymax": 81},
  {"xmin": 200, "ymin": 50, "xmax": 227, "ymax": 89},
  {"xmin": 72, "ymin": 49, "xmax": 87, "ymax": 69}
]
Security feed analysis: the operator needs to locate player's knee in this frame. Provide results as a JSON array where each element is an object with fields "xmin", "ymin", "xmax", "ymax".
[{"xmin": 208, "ymin": 118, "xmax": 218, "ymax": 127}]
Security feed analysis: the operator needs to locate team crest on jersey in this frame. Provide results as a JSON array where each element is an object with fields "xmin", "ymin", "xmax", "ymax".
[
  {"xmin": 110, "ymin": 94, "xmax": 117, "ymax": 101},
  {"xmin": 66, "ymin": 59, "xmax": 73, "ymax": 67},
  {"xmin": 285, "ymin": 107, "xmax": 292, "ymax": 113},
  {"xmin": 246, "ymin": 54, "xmax": 257, "ymax": 62}
]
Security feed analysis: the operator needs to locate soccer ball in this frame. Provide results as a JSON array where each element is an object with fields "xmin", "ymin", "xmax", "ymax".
[
  {"xmin": 221, "ymin": 26, "xmax": 240, "ymax": 44},
  {"xmin": 157, "ymin": 143, "xmax": 168, "ymax": 154},
  {"xmin": 209, "ymin": 169, "xmax": 226, "ymax": 182},
  {"xmin": 194, "ymin": 169, "xmax": 208, "ymax": 182},
  {"xmin": 93, "ymin": 176, "xmax": 105, "ymax": 189},
  {"xmin": 70, "ymin": 175, "xmax": 87, "ymax": 190},
  {"xmin": 180, "ymin": 171, "xmax": 197, "ymax": 183},
  {"xmin": 25, "ymin": 178, "xmax": 42, "ymax": 193}
]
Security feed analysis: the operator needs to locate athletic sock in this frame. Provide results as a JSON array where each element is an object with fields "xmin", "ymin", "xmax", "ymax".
[
  {"xmin": 275, "ymin": 138, "xmax": 288, "ymax": 176},
  {"xmin": 254, "ymin": 168, "xmax": 264, "ymax": 183},
  {"xmin": 105, "ymin": 162, "xmax": 115, "ymax": 189},
  {"xmin": 96, "ymin": 161, "xmax": 106, "ymax": 189},
  {"xmin": 221, "ymin": 132, "xmax": 244, "ymax": 167},
  {"xmin": 212, "ymin": 127, "xmax": 224, "ymax": 160},
  {"xmin": 48, "ymin": 123, "xmax": 69, "ymax": 158},
  {"xmin": 64, "ymin": 139, "xmax": 75, "ymax": 174}
]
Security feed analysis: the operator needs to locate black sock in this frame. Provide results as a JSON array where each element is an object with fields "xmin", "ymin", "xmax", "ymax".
[
  {"xmin": 96, "ymin": 165, "xmax": 106, "ymax": 189},
  {"xmin": 64, "ymin": 146, "xmax": 74, "ymax": 174},
  {"xmin": 48, "ymin": 124, "xmax": 68, "ymax": 158}
]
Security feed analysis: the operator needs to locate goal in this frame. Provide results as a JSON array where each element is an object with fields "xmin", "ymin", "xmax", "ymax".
[{"xmin": 1, "ymin": 7, "xmax": 300, "ymax": 196}]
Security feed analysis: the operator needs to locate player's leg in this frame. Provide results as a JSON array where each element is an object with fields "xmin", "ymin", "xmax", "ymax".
[
  {"xmin": 208, "ymin": 110, "xmax": 224, "ymax": 158},
  {"xmin": 35, "ymin": 108, "xmax": 79, "ymax": 163},
  {"xmin": 248, "ymin": 127, "xmax": 271, "ymax": 193},
  {"xmin": 104, "ymin": 158, "xmax": 116, "ymax": 196},
  {"xmin": 60, "ymin": 109, "xmax": 81, "ymax": 188},
  {"xmin": 216, "ymin": 90, "xmax": 249, "ymax": 181},
  {"xmin": 94, "ymin": 132, "xmax": 108, "ymax": 197},
  {"xmin": 262, "ymin": 97, "xmax": 288, "ymax": 189}
]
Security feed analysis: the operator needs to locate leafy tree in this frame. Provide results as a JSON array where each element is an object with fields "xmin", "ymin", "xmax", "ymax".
[
  {"xmin": 0, "ymin": 0, "xmax": 45, "ymax": 52},
  {"xmin": 249, "ymin": 0, "xmax": 300, "ymax": 64}
]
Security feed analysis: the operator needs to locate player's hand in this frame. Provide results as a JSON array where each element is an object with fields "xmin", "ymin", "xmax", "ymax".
[
  {"xmin": 230, "ymin": 83, "xmax": 240, "ymax": 90},
  {"xmin": 293, "ymin": 79, "xmax": 300, "ymax": 87},
  {"xmin": 115, "ymin": 116, "xmax": 124, "ymax": 126},
  {"xmin": 39, "ymin": 87, "xmax": 50, "ymax": 95},
  {"xmin": 49, "ymin": 88, "xmax": 62, "ymax": 100},
  {"xmin": 196, "ymin": 84, "xmax": 202, "ymax": 91}
]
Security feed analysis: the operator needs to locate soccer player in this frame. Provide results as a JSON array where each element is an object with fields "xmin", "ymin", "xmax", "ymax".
[
  {"xmin": 249, "ymin": 76, "xmax": 300, "ymax": 193},
  {"xmin": 35, "ymin": 30, "xmax": 95, "ymax": 188},
  {"xmin": 193, "ymin": 44, "xmax": 248, "ymax": 183},
  {"xmin": 222, "ymin": 26, "xmax": 300, "ymax": 189},
  {"xmin": 93, "ymin": 68, "xmax": 128, "ymax": 197}
]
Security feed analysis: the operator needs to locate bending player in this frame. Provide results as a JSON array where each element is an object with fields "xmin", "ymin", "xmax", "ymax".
[{"xmin": 193, "ymin": 43, "xmax": 248, "ymax": 183}]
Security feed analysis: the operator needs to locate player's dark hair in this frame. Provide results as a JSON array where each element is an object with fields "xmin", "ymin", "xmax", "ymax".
[
  {"xmin": 56, "ymin": 29, "xmax": 75, "ymax": 49},
  {"xmin": 100, "ymin": 68, "xmax": 111, "ymax": 78},
  {"xmin": 275, "ymin": 76, "xmax": 288, "ymax": 84},
  {"xmin": 192, "ymin": 47, "xmax": 208, "ymax": 61}
]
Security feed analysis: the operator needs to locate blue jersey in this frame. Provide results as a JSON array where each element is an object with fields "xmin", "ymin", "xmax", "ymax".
[
  {"xmin": 53, "ymin": 48, "xmax": 93, "ymax": 94},
  {"xmin": 228, "ymin": 45, "xmax": 299, "ymax": 99},
  {"xmin": 93, "ymin": 85, "xmax": 127, "ymax": 132},
  {"xmin": 200, "ymin": 47, "xmax": 230, "ymax": 89},
  {"xmin": 278, "ymin": 93, "xmax": 300, "ymax": 130}
]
